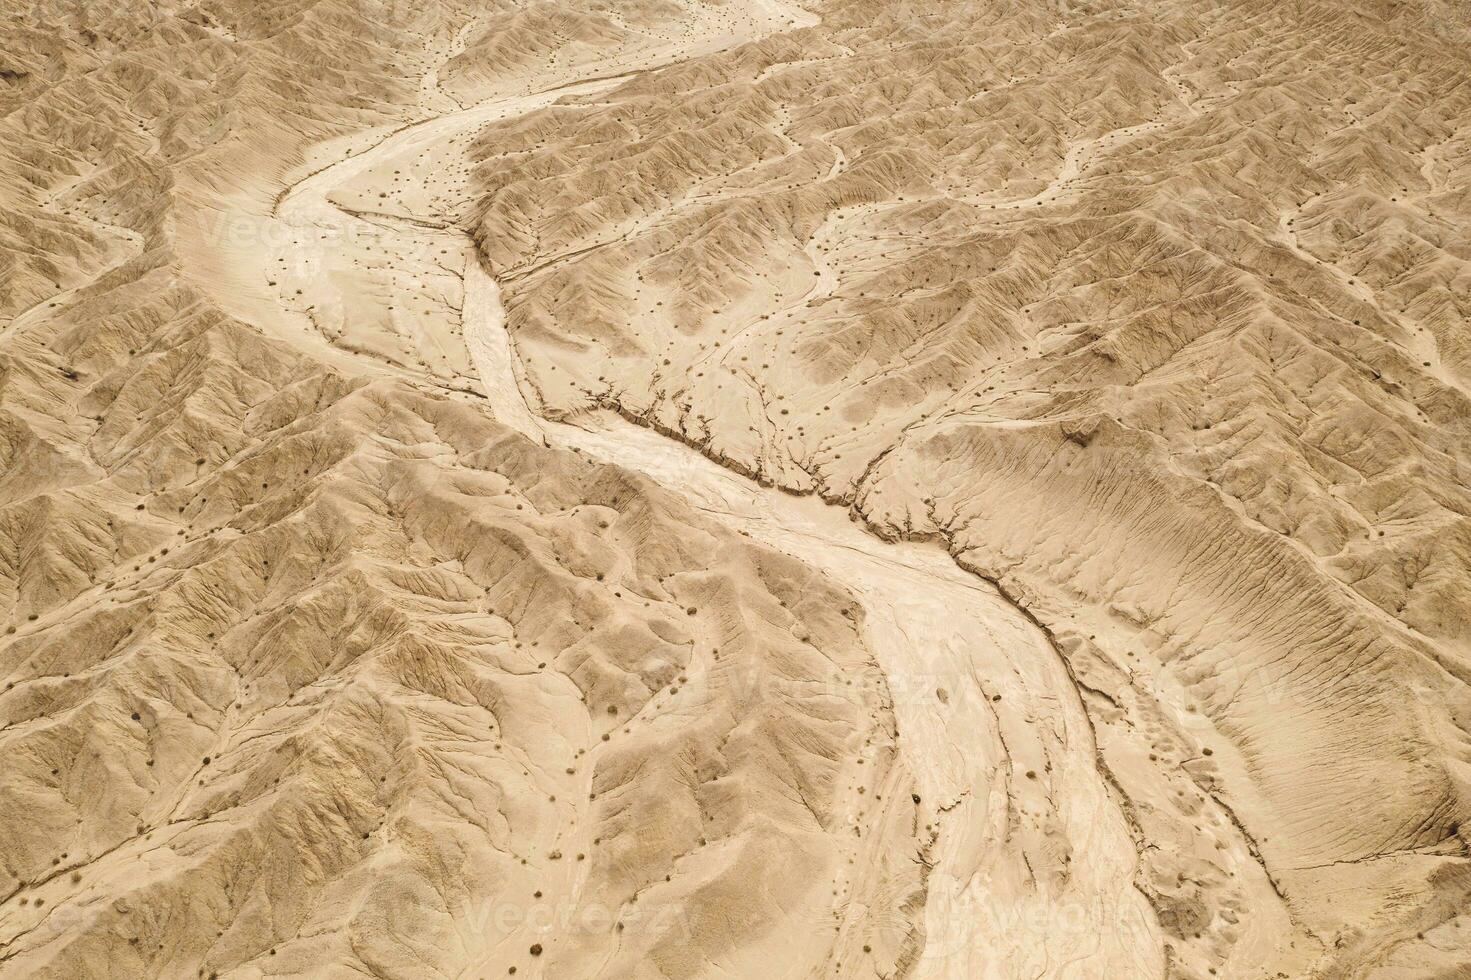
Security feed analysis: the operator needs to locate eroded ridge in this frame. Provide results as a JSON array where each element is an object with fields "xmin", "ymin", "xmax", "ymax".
[
  {"xmin": 461, "ymin": 0, "xmax": 1471, "ymax": 973},
  {"xmin": 2, "ymin": 0, "xmax": 1468, "ymax": 977}
]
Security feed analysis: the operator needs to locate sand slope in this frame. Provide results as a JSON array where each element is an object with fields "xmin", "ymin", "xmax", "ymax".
[
  {"xmin": 1, "ymin": 0, "xmax": 1468, "ymax": 977},
  {"xmin": 462, "ymin": 0, "xmax": 1471, "ymax": 972}
]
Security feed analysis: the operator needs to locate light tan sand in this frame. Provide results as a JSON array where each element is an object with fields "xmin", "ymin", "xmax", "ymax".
[{"xmin": 2, "ymin": 0, "xmax": 1469, "ymax": 976}]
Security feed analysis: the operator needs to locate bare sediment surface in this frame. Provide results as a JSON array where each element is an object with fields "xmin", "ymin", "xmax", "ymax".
[
  {"xmin": 468, "ymin": 263, "xmax": 1172, "ymax": 978},
  {"xmin": 2, "ymin": 0, "xmax": 1468, "ymax": 977},
  {"xmin": 205, "ymin": 2, "xmax": 1179, "ymax": 970}
]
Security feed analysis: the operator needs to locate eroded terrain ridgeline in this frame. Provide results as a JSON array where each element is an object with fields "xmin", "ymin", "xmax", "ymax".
[
  {"xmin": 0, "ymin": 1, "xmax": 923, "ymax": 976},
  {"xmin": 459, "ymin": 0, "xmax": 1471, "ymax": 974},
  {"xmin": 201, "ymin": 1, "xmax": 1179, "ymax": 977},
  {"xmin": 9, "ymin": 0, "xmax": 1468, "ymax": 976}
]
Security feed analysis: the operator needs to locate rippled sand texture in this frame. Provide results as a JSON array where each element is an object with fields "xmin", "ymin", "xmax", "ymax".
[{"xmin": 1, "ymin": 0, "xmax": 1468, "ymax": 977}]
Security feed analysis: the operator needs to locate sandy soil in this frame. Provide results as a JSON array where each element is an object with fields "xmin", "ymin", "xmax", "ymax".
[
  {"xmin": 3, "ymin": 0, "xmax": 1469, "ymax": 976},
  {"xmin": 199, "ymin": 3, "xmax": 1326, "ymax": 971},
  {"xmin": 232, "ymin": 9, "xmax": 1177, "ymax": 970}
]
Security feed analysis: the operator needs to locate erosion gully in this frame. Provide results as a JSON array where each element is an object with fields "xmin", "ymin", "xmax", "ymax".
[{"xmin": 221, "ymin": 3, "xmax": 1166, "ymax": 975}]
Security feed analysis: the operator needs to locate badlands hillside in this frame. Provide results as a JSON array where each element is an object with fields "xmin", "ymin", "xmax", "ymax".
[{"xmin": 0, "ymin": 0, "xmax": 1468, "ymax": 977}]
